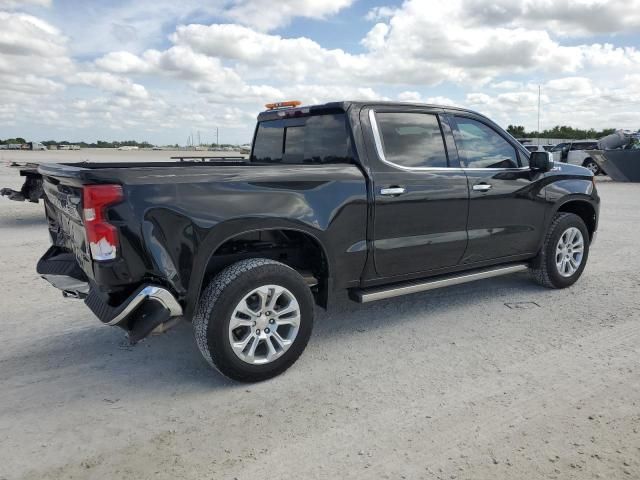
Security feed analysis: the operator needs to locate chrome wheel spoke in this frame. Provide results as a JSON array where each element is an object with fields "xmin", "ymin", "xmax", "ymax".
[
  {"xmin": 232, "ymin": 333, "xmax": 253, "ymax": 353},
  {"xmin": 235, "ymin": 304, "xmax": 258, "ymax": 319},
  {"xmin": 272, "ymin": 331, "xmax": 291, "ymax": 348},
  {"xmin": 265, "ymin": 337, "xmax": 278, "ymax": 362},
  {"xmin": 247, "ymin": 336, "xmax": 260, "ymax": 359},
  {"xmin": 276, "ymin": 314, "xmax": 300, "ymax": 327},
  {"xmin": 266, "ymin": 286, "xmax": 284, "ymax": 310},
  {"xmin": 230, "ymin": 315, "xmax": 254, "ymax": 330},
  {"xmin": 254, "ymin": 287, "xmax": 270, "ymax": 311}
]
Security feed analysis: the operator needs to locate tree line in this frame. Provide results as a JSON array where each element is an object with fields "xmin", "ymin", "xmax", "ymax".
[
  {"xmin": 42, "ymin": 139, "xmax": 156, "ymax": 148},
  {"xmin": 0, "ymin": 138, "xmax": 155, "ymax": 148},
  {"xmin": 0, "ymin": 137, "xmax": 27, "ymax": 145},
  {"xmin": 506, "ymin": 125, "xmax": 618, "ymax": 140}
]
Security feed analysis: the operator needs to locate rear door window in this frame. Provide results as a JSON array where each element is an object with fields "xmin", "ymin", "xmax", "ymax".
[
  {"xmin": 251, "ymin": 113, "xmax": 352, "ymax": 164},
  {"xmin": 375, "ymin": 112, "xmax": 449, "ymax": 168}
]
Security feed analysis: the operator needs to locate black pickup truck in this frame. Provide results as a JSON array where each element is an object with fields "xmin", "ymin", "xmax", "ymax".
[{"xmin": 36, "ymin": 101, "xmax": 599, "ymax": 381}]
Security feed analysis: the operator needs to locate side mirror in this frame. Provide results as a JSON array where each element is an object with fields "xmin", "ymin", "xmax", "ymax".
[{"xmin": 529, "ymin": 151, "xmax": 554, "ymax": 172}]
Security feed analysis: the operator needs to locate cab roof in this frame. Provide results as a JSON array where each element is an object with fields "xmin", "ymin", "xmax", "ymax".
[{"xmin": 256, "ymin": 100, "xmax": 482, "ymax": 122}]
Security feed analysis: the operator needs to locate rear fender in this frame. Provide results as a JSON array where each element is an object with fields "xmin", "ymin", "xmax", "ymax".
[{"xmin": 184, "ymin": 219, "xmax": 333, "ymax": 319}]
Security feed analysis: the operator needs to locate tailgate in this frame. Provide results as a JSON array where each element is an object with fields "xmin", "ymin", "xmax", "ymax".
[{"xmin": 42, "ymin": 177, "xmax": 94, "ymax": 279}]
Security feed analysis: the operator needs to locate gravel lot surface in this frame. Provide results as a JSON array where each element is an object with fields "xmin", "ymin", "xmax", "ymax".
[{"xmin": 1, "ymin": 161, "xmax": 639, "ymax": 480}]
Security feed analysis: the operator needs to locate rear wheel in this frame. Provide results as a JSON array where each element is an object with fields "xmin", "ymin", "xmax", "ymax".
[
  {"xmin": 583, "ymin": 158, "xmax": 601, "ymax": 175},
  {"xmin": 193, "ymin": 258, "xmax": 314, "ymax": 382},
  {"xmin": 530, "ymin": 212, "xmax": 590, "ymax": 288}
]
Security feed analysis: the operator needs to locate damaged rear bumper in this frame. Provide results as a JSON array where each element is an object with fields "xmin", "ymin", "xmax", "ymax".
[{"xmin": 38, "ymin": 246, "xmax": 183, "ymax": 342}]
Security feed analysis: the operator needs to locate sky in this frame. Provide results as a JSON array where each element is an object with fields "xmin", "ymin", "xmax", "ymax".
[{"xmin": 1, "ymin": 0, "xmax": 640, "ymax": 145}]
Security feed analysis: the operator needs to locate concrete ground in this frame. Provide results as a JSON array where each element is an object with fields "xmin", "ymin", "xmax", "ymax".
[{"xmin": 0, "ymin": 162, "xmax": 638, "ymax": 480}]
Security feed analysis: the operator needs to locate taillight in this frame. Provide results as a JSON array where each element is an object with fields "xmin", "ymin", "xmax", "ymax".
[{"xmin": 82, "ymin": 184, "xmax": 123, "ymax": 261}]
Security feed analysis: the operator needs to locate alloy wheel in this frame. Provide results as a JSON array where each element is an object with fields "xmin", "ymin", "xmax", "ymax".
[
  {"xmin": 228, "ymin": 285, "xmax": 301, "ymax": 365},
  {"xmin": 555, "ymin": 227, "xmax": 584, "ymax": 277}
]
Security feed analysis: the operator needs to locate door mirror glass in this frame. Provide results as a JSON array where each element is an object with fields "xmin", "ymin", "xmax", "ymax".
[{"xmin": 529, "ymin": 151, "xmax": 554, "ymax": 171}]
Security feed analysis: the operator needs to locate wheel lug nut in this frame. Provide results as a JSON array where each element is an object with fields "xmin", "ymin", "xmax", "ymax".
[
  {"xmin": 265, "ymin": 328, "xmax": 270, "ymax": 334},
  {"xmin": 256, "ymin": 329, "xmax": 260, "ymax": 335},
  {"xmin": 266, "ymin": 311, "xmax": 271, "ymax": 316},
  {"xmin": 269, "ymin": 319, "xmax": 275, "ymax": 324}
]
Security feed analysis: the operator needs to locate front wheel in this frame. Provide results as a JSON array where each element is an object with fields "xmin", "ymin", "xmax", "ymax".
[
  {"xmin": 530, "ymin": 212, "xmax": 590, "ymax": 289},
  {"xmin": 193, "ymin": 258, "xmax": 314, "ymax": 382}
]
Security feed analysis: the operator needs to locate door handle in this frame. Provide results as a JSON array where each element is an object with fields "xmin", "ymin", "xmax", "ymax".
[
  {"xmin": 380, "ymin": 187, "xmax": 406, "ymax": 196},
  {"xmin": 473, "ymin": 183, "xmax": 492, "ymax": 192}
]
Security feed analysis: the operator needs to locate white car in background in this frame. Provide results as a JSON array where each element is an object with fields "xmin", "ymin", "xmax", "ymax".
[{"xmin": 550, "ymin": 141, "xmax": 602, "ymax": 175}]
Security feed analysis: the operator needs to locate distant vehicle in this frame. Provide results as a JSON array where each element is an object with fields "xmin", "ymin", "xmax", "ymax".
[
  {"xmin": 24, "ymin": 142, "xmax": 47, "ymax": 151},
  {"xmin": 33, "ymin": 100, "xmax": 599, "ymax": 382},
  {"xmin": 58, "ymin": 144, "xmax": 81, "ymax": 151},
  {"xmin": 117, "ymin": 146, "xmax": 139, "ymax": 151},
  {"xmin": 7, "ymin": 144, "xmax": 22, "ymax": 150},
  {"xmin": 0, "ymin": 144, "xmax": 7, "ymax": 150},
  {"xmin": 550, "ymin": 141, "xmax": 601, "ymax": 175}
]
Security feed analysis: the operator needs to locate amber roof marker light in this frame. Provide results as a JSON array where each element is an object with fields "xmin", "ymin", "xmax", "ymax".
[{"xmin": 265, "ymin": 100, "xmax": 302, "ymax": 110}]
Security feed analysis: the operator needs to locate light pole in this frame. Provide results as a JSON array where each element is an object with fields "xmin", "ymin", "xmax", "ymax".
[{"xmin": 537, "ymin": 85, "xmax": 541, "ymax": 146}]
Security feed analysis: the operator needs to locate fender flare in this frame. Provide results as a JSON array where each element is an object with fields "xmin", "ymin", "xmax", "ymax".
[{"xmin": 184, "ymin": 219, "xmax": 333, "ymax": 319}]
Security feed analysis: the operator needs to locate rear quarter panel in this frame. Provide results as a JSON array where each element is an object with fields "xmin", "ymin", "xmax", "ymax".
[{"xmin": 109, "ymin": 164, "xmax": 368, "ymax": 314}]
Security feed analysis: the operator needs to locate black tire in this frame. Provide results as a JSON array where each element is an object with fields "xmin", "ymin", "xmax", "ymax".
[
  {"xmin": 193, "ymin": 258, "xmax": 314, "ymax": 382},
  {"xmin": 583, "ymin": 158, "xmax": 601, "ymax": 175},
  {"xmin": 530, "ymin": 212, "xmax": 590, "ymax": 289}
]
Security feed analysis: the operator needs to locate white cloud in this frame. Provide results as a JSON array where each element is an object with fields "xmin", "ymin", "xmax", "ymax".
[
  {"xmin": 68, "ymin": 72, "xmax": 149, "ymax": 99},
  {"xmin": 3, "ymin": 0, "xmax": 640, "ymax": 142},
  {"xmin": 0, "ymin": 0, "xmax": 50, "ymax": 8},
  {"xmin": 462, "ymin": 0, "xmax": 640, "ymax": 37},
  {"xmin": 361, "ymin": 23, "xmax": 389, "ymax": 51},
  {"xmin": 0, "ymin": 72, "xmax": 63, "ymax": 94},
  {"xmin": 491, "ymin": 80, "xmax": 523, "ymax": 90},
  {"xmin": 94, "ymin": 51, "xmax": 152, "ymax": 74},
  {"xmin": 0, "ymin": 12, "xmax": 69, "ymax": 71},
  {"xmin": 365, "ymin": 6, "xmax": 397, "ymax": 21},
  {"xmin": 225, "ymin": 0, "xmax": 355, "ymax": 31}
]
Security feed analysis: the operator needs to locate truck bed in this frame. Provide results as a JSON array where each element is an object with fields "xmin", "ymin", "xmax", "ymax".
[{"xmin": 38, "ymin": 160, "xmax": 369, "ymax": 317}]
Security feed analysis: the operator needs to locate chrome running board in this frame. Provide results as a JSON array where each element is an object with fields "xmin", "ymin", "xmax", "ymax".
[{"xmin": 351, "ymin": 263, "xmax": 529, "ymax": 303}]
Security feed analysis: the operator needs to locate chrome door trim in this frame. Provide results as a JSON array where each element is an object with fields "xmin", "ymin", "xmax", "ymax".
[{"xmin": 368, "ymin": 108, "xmax": 529, "ymax": 174}]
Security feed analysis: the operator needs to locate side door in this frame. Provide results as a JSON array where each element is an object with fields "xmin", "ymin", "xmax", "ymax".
[
  {"xmin": 567, "ymin": 142, "xmax": 586, "ymax": 166},
  {"xmin": 449, "ymin": 114, "xmax": 546, "ymax": 264},
  {"xmin": 364, "ymin": 107, "xmax": 469, "ymax": 277}
]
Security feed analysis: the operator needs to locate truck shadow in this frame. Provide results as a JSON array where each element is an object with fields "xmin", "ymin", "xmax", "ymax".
[
  {"xmin": 314, "ymin": 273, "xmax": 544, "ymax": 339},
  {"xmin": 2, "ymin": 273, "xmax": 546, "ymax": 394}
]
